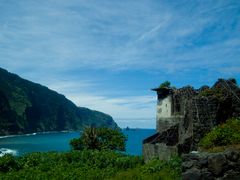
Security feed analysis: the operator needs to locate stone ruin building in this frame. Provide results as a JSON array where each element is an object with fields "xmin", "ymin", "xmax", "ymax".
[{"xmin": 143, "ymin": 79, "xmax": 240, "ymax": 161}]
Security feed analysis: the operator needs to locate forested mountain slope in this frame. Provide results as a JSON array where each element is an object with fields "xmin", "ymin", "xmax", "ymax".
[{"xmin": 0, "ymin": 67, "xmax": 118, "ymax": 135}]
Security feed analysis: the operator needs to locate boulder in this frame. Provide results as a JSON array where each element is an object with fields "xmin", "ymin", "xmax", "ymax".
[
  {"xmin": 182, "ymin": 160, "xmax": 201, "ymax": 171},
  {"xmin": 183, "ymin": 168, "xmax": 201, "ymax": 180},
  {"xmin": 200, "ymin": 168, "xmax": 214, "ymax": 180},
  {"xmin": 224, "ymin": 148, "xmax": 239, "ymax": 162},
  {"xmin": 182, "ymin": 161, "xmax": 194, "ymax": 171},
  {"xmin": 208, "ymin": 154, "xmax": 227, "ymax": 176},
  {"xmin": 223, "ymin": 170, "xmax": 240, "ymax": 180}
]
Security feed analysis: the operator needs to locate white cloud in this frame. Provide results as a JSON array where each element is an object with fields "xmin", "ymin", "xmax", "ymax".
[
  {"xmin": 46, "ymin": 79, "xmax": 156, "ymax": 127},
  {"xmin": 67, "ymin": 93, "xmax": 156, "ymax": 119},
  {"xmin": 137, "ymin": 15, "xmax": 172, "ymax": 41}
]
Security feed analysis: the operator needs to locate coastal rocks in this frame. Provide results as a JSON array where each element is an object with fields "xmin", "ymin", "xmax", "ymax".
[{"xmin": 182, "ymin": 149, "xmax": 240, "ymax": 179}]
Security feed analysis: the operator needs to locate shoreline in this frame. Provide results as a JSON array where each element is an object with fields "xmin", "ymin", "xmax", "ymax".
[
  {"xmin": 0, "ymin": 130, "xmax": 82, "ymax": 139},
  {"xmin": 0, "ymin": 128, "xmax": 154, "ymax": 139}
]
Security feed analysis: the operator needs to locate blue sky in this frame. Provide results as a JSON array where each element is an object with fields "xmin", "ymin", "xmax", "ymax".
[{"xmin": 0, "ymin": 0, "xmax": 240, "ymax": 128}]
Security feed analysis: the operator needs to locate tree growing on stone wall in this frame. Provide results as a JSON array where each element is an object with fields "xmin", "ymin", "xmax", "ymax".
[{"xmin": 159, "ymin": 81, "xmax": 171, "ymax": 88}]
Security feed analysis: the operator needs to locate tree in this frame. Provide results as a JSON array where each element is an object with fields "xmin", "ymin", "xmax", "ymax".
[
  {"xmin": 70, "ymin": 127, "xmax": 126, "ymax": 151},
  {"xmin": 159, "ymin": 81, "xmax": 171, "ymax": 88}
]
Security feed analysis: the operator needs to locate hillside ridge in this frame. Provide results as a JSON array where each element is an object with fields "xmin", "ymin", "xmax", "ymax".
[{"xmin": 0, "ymin": 67, "xmax": 118, "ymax": 135}]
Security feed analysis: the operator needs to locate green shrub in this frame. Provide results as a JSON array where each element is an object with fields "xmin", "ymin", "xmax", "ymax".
[
  {"xmin": 0, "ymin": 154, "xmax": 20, "ymax": 172},
  {"xmin": 159, "ymin": 81, "xmax": 171, "ymax": 89},
  {"xmin": 112, "ymin": 155, "xmax": 182, "ymax": 180},
  {"xmin": 114, "ymin": 156, "xmax": 144, "ymax": 169},
  {"xmin": 141, "ymin": 155, "xmax": 181, "ymax": 177},
  {"xmin": 199, "ymin": 118, "xmax": 240, "ymax": 149},
  {"xmin": 70, "ymin": 127, "xmax": 126, "ymax": 151}
]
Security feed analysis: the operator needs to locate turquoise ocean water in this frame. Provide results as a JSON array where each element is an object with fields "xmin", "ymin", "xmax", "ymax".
[{"xmin": 0, "ymin": 129, "xmax": 155, "ymax": 156}]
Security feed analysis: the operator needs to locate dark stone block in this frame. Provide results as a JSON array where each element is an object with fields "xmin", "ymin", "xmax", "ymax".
[
  {"xmin": 199, "ymin": 158, "xmax": 208, "ymax": 168},
  {"xmin": 182, "ymin": 153, "xmax": 201, "ymax": 161},
  {"xmin": 208, "ymin": 154, "xmax": 227, "ymax": 176},
  {"xmin": 182, "ymin": 160, "xmax": 201, "ymax": 171},
  {"xmin": 182, "ymin": 168, "xmax": 201, "ymax": 180},
  {"xmin": 223, "ymin": 170, "xmax": 240, "ymax": 180},
  {"xmin": 200, "ymin": 169, "xmax": 214, "ymax": 180},
  {"xmin": 182, "ymin": 161, "xmax": 194, "ymax": 171},
  {"xmin": 224, "ymin": 148, "xmax": 239, "ymax": 162}
]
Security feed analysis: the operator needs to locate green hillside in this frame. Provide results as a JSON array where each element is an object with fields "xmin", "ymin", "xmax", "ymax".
[{"xmin": 0, "ymin": 67, "xmax": 118, "ymax": 135}]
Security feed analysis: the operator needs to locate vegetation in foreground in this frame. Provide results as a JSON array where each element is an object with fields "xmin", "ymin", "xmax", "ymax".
[
  {"xmin": 0, "ymin": 150, "xmax": 181, "ymax": 180},
  {"xmin": 0, "ymin": 127, "xmax": 182, "ymax": 179},
  {"xmin": 199, "ymin": 118, "xmax": 240, "ymax": 152}
]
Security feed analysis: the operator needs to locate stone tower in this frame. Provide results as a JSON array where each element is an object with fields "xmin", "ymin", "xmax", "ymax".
[
  {"xmin": 152, "ymin": 87, "xmax": 175, "ymax": 133},
  {"xmin": 142, "ymin": 87, "xmax": 182, "ymax": 161},
  {"xmin": 152, "ymin": 87, "xmax": 185, "ymax": 135}
]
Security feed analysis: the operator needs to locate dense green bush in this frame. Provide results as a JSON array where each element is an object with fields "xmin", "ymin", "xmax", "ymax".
[
  {"xmin": 199, "ymin": 118, "xmax": 240, "ymax": 149},
  {"xmin": 159, "ymin": 81, "xmax": 171, "ymax": 89},
  {"xmin": 0, "ymin": 154, "xmax": 20, "ymax": 172},
  {"xmin": 141, "ymin": 155, "xmax": 181, "ymax": 177},
  {"xmin": 70, "ymin": 127, "xmax": 126, "ymax": 151},
  {"xmin": 112, "ymin": 155, "xmax": 182, "ymax": 180}
]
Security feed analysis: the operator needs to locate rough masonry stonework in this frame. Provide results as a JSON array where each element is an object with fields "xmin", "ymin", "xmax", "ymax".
[{"xmin": 143, "ymin": 79, "xmax": 240, "ymax": 162}]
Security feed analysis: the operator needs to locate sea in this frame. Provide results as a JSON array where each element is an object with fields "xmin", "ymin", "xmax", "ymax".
[{"xmin": 0, "ymin": 129, "xmax": 155, "ymax": 157}]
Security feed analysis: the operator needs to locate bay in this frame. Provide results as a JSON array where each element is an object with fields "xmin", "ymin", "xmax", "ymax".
[{"xmin": 0, "ymin": 129, "xmax": 155, "ymax": 156}]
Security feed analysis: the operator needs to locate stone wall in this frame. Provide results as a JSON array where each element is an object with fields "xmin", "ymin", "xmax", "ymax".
[
  {"xmin": 143, "ymin": 124, "xmax": 179, "ymax": 162},
  {"xmin": 143, "ymin": 143, "xmax": 177, "ymax": 162},
  {"xmin": 182, "ymin": 148, "xmax": 240, "ymax": 180},
  {"xmin": 153, "ymin": 85, "xmax": 220, "ymax": 153},
  {"xmin": 156, "ymin": 117, "xmax": 180, "ymax": 133},
  {"xmin": 143, "ymin": 79, "xmax": 240, "ymax": 161},
  {"xmin": 176, "ymin": 95, "xmax": 219, "ymax": 152}
]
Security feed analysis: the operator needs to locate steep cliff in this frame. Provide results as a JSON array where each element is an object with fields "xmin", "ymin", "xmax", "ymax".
[
  {"xmin": 143, "ymin": 79, "xmax": 240, "ymax": 161},
  {"xmin": 0, "ymin": 67, "xmax": 118, "ymax": 135}
]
